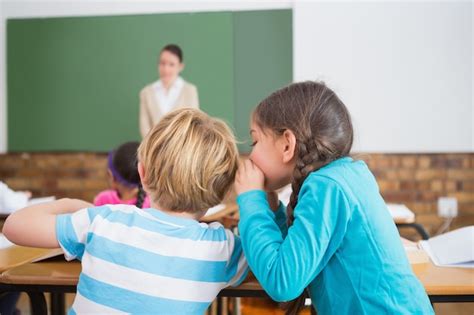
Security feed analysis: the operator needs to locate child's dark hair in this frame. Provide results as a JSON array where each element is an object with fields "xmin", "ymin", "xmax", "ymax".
[
  {"xmin": 253, "ymin": 81, "xmax": 353, "ymax": 315},
  {"xmin": 108, "ymin": 141, "xmax": 146, "ymax": 208},
  {"xmin": 160, "ymin": 44, "xmax": 183, "ymax": 63}
]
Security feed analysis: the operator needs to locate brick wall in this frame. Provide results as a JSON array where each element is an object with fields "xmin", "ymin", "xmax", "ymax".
[
  {"xmin": 361, "ymin": 153, "xmax": 474, "ymax": 237},
  {"xmin": 0, "ymin": 152, "xmax": 473, "ymax": 237},
  {"xmin": 0, "ymin": 153, "xmax": 108, "ymax": 202}
]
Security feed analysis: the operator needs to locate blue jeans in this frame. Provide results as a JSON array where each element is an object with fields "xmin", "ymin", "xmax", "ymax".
[{"xmin": 0, "ymin": 292, "xmax": 20, "ymax": 315}]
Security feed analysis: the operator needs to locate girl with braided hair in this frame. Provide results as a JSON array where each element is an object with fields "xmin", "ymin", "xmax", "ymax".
[
  {"xmin": 94, "ymin": 141, "xmax": 150, "ymax": 208},
  {"xmin": 235, "ymin": 81, "xmax": 433, "ymax": 315}
]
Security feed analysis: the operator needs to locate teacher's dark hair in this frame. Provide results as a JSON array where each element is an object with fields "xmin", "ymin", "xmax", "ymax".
[{"xmin": 161, "ymin": 44, "xmax": 183, "ymax": 63}]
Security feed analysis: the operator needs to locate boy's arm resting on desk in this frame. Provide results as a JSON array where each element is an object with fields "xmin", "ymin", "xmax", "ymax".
[
  {"xmin": 237, "ymin": 180, "xmax": 351, "ymax": 302},
  {"xmin": 2, "ymin": 198, "xmax": 92, "ymax": 248}
]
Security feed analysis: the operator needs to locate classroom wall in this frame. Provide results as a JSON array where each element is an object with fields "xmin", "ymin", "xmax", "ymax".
[
  {"xmin": 1, "ymin": 1, "xmax": 472, "ymax": 153},
  {"xmin": 6, "ymin": 10, "xmax": 292, "ymax": 152},
  {"xmin": 1, "ymin": 152, "xmax": 472, "ymax": 237},
  {"xmin": 0, "ymin": 0, "xmax": 292, "ymax": 153},
  {"xmin": 294, "ymin": 1, "xmax": 473, "ymax": 153},
  {"xmin": 0, "ymin": 2, "xmax": 6, "ymax": 153}
]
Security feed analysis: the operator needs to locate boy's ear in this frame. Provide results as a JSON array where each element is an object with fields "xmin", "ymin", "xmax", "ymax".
[
  {"xmin": 179, "ymin": 62, "xmax": 185, "ymax": 73},
  {"xmin": 282, "ymin": 129, "xmax": 296, "ymax": 163},
  {"xmin": 137, "ymin": 162, "xmax": 148, "ymax": 189}
]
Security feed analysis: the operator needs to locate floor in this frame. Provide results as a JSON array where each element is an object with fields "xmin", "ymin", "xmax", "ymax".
[{"xmin": 14, "ymin": 293, "xmax": 474, "ymax": 314}]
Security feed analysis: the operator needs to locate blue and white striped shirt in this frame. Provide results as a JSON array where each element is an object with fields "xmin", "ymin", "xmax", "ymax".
[{"xmin": 56, "ymin": 204, "xmax": 248, "ymax": 314}]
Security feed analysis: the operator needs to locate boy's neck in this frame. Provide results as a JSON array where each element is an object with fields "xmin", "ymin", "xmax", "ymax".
[{"xmin": 150, "ymin": 201, "xmax": 205, "ymax": 221}]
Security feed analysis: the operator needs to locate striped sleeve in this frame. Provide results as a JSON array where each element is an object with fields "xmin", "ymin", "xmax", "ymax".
[
  {"xmin": 224, "ymin": 229, "xmax": 249, "ymax": 287},
  {"xmin": 56, "ymin": 206, "xmax": 108, "ymax": 261}
]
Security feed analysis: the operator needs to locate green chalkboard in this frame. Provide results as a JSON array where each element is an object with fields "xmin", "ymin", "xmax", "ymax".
[
  {"xmin": 233, "ymin": 10, "xmax": 293, "ymax": 152},
  {"xmin": 7, "ymin": 10, "xmax": 292, "ymax": 152}
]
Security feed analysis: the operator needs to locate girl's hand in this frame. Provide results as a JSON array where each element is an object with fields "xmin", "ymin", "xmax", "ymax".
[{"xmin": 235, "ymin": 159, "xmax": 264, "ymax": 195}]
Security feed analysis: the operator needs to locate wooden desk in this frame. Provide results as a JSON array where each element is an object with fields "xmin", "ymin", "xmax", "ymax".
[
  {"xmin": 412, "ymin": 263, "xmax": 474, "ymax": 302},
  {"xmin": 0, "ymin": 245, "xmax": 62, "ymax": 273},
  {"xmin": 0, "ymin": 258, "xmax": 472, "ymax": 313},
  {"xmin": 0, "ymin": 261, "xmax": 268, "ymax": 298},
  {"xmin": 0, "ymin": 260, "xmax": 264, "ymax": 294},
  {"xmin": 204, "ymin": 204, "xmax": 419, "ymax": 224},
  {"xmin": 0, "ymin": 261, "xmax": 268, "ymax": 315},
  {"xmin": 200, "ymin": 202, "xmax": 431, "ymax": 240},
  {"xmin": 1, "ymin": 261, "xmax": 81, "ymax": 287},
  {"xmin": 0, "ymin": 245, "xmax": 64, "ymax": 315}
]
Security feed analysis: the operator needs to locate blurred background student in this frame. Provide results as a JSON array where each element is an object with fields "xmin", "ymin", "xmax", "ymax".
[
  {"xmin": 94, "ymin": 141, "xmax": 150, "ymax": 208},
  {"xmin": 139, "ymin": 44, "xmax": 199, "ymax": 137}
]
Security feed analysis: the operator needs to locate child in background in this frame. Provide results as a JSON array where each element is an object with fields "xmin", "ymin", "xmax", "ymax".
[
  {"xmin": 234, "ymin": 81, "xmax": 433, "ymax": 315},
  {"xmin": 3, "ymin": 108, "xmax": 248, "ymax": 314},
  {"xmin": 94, "ymin": 141, "xmax": 150, "ymax": 208}
]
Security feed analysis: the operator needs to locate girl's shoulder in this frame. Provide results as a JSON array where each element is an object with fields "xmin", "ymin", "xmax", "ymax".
[
  {"xmin": 303, "ymin": 157, "xmax": 370, "ymax": 192},
  {"xmin": 304, "ymin": 157, "xmax": 376, "ymax": 201},
  {"xmin": 315, "ymin": 157, "xmax": 369, "ymax": 178}
]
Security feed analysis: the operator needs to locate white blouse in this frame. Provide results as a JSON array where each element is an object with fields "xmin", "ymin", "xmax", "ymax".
[{"xmin": 153, "ymin": 76, "xmax": 185, "ymax": 115}]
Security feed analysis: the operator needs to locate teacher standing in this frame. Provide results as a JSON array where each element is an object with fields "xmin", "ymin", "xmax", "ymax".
[{"xmin": 139, "ymin": 44, "xmax": 199, "ymax": 138}]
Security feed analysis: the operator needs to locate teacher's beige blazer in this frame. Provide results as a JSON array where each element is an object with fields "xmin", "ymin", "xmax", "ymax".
[{"xmin": 139, "ymin": 81, "xmax": 199, "ymax": 138}]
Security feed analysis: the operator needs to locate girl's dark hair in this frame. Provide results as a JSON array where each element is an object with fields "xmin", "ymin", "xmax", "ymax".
[
  {"xmin": 161, "ymin": 44, "xmax": 183, "ymax": 63},
  {"xmin": 110, "ymin": 141, "xmax": 146, "ymax": 208},
  {"xmin": 253, "ymin": 81, "xmax": 353, "ymax": 315}
]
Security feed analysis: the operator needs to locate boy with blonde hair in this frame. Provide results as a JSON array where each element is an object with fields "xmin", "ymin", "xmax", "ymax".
[{"xmin": 3, "ymin": 108, "xmax": 248, "ymax": 314}]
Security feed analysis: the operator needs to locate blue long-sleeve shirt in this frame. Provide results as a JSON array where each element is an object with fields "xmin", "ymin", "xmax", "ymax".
[{"xmin": 237, "ymin": 157, "xmax": 433, "ymax": 315}]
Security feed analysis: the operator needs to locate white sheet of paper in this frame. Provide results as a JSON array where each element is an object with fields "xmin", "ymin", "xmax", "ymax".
[
  {"xmin": 386, "ymin": 203, "xmax": 415, "ymax": 220},
  {"xmin": 28, "ymin": 196, "xmax": 56, "ymax": 205},
  {"xmin": 0, "ymin": 234, "xmax": 14, "ymax": 249},
  {"xmin": 419, "ymin": 226, "xmax": 474, "ymax": 268},
  {"xmin": 204, "ymin": 204, "xmax": 226, "ymax": 217}
]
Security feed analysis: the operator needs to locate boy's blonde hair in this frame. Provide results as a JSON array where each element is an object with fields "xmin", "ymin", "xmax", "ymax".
[{"xmin": 138, "ymin": 108, "xmax": 238, "ymax": 213}]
